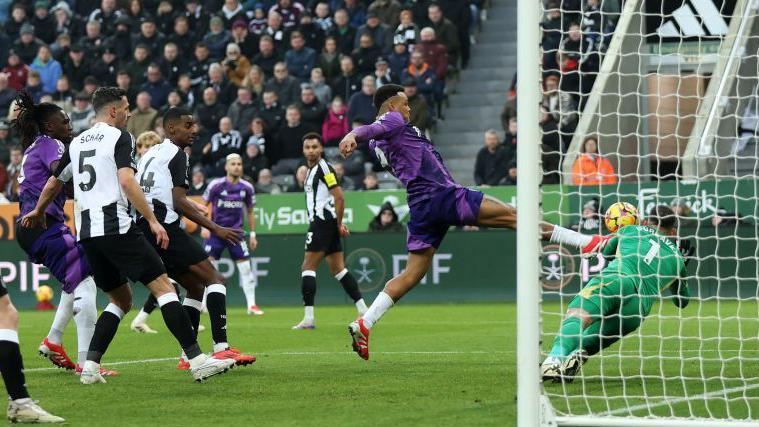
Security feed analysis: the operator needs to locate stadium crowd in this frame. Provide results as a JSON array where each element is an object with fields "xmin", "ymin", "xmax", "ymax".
[{"xmin": 0, "ymin": 0, "xmax": 482, "ymax": 201}]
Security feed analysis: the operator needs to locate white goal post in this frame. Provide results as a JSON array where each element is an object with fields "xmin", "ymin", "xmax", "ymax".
[{"xmin": 517, "ymin": 0, "xmax": 759, "ymax": 426}]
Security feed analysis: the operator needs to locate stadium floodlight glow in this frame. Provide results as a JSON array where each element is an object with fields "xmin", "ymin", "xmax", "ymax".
[{"xmin": 523, "ymin": 0, "xmax": 759, "ymax": 425}]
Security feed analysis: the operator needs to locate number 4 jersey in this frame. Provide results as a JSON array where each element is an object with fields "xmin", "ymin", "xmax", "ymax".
[
  {"xmin": 55, "ymin": 122, "xmax": 137, "ymax": 240},
  {"xmin": 135, "ymin": 139, "xmax": 189, "ymax": 224}
]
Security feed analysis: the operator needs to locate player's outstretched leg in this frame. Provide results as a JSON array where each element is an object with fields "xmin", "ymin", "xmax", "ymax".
[
  {"xmin": 236, "ymin": 259, "xmax": 263, "ymax": 315},
  {"xmin": 1, "ymin": 291, "xmax": 65, "ymax": 423},
  {"xmin": 475, "ymin": 195, "xmax": 610, "ymax": 254},
  {"xmin": 326, "ymin": 253, "xmax": 367, "ymax": 316},
  {"xmin": 38, "ymin": 289, "xmax": 76, "ymax": 371},
  {"xmin": 349, "ymin": 248, "xmax": 434, "ymax": 360}
]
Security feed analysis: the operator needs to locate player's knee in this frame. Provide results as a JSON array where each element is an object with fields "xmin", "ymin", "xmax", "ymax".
[
  {"xmin": 0, "ymin": 299, "xmax": 19, "ymax": 329},
  {"xmin": 566, "ymin": 308, "xmax": 592, "ymax": 328}
]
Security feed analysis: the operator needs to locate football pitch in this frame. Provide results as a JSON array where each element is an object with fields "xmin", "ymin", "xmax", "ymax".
[{"xmin": 11, "ymin": 301, "xmax": 759, "ymax": 426}]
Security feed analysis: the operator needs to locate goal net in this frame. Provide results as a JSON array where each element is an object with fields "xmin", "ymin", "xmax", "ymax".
[{"xmin": 527, "ymin": 0, "xmax": 759, "ymax": 425}]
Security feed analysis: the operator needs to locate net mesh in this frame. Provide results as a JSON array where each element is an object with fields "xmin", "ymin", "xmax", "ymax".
[{"xmin": 538, "ymin": 0, "xmax": 759, "ymax": 423}]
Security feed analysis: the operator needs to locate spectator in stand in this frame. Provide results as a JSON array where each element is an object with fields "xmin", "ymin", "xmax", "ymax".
[
  {"xmin": 437, "ymin": 0, "xmax": 471, "ymax": 69},
  {"xmin": 135, "ymin": 130, "xmax": 161, "ymax": 163},
  {"xmin": 31, "ymin": 1, "xmax": 56, "ymax": 45},
  {"xmin": 204, "ymin": 16, "xmax": 232, "ymax": 61},
  {"xmin": 374, "ymin": 56, "xmax": 396, "ymax": 87},
  {"xmin": 128, "ymin": 91, "xmax": 158, "ymax": 137},
  {"xmin": 361, "ymin": 171, "xmax": 379, "ymax": 191},
  {"xmin": 223, "ymin": 42, "xmax": 252, "ymax": 87},
  {"xmin": 6, "ymin": 4, "xmax": 28, "ymax": 42},
  {"xmin": 388, "ymin": 41, "xmax": 410, "ymax": 80},
  {"xmin": 329, "ymin": 9, "xmax": 356, "ymax": 55},
  {"xmin": 369, "ymin": 202, "xmax": 404, "ymax": 232},
  {"xmin": 356, "ymin": 12, "xmax": 393, "ymax": 55},
  {"xmin": 5, "ymin": 145, "xmax": 22, "ymax": 201},
  {"xmin": 315, "ymin": 3, "xmax": 333, "ymax": 32},
  {"xmin": 248, "ymin": 4, "xmax": 268, "ymax": 35},
  {"xmin": 0, "ymin": 121, "xmax": 16, "ymax": 165},
  {"xmin": 230, "ymin": 19, "xmax": 257, "ymax": 58},
  {"xmin": 402, "ymin": 51, "xmax": 435, "ymax": 109},
  {"xmin": 184, "ymin": 0, "xmax": 211, "ymax": 37},
  {"xmin": 255, "ymin": 168, "xmax": 282, "ymax": 194},
  {"xmin": 140, "ymin": 64, "xmax": 172, "ymax": 110},
  {"xmin": 50, "ymin": 75, "xmax": 73, "ymax": 112},
  {"xmin": 474, "ymin": 129, "xmax": 509, "ymax": 186},
  {"xmin": 571, "ymin": 135, "xmax": 617, "ymax": 186},
  {"xmin": 298, "ymin": 85, "xmax": 327, "ymax": 130},
  {"xmin": 258, "ymin": 90, "xmax": 285, "ymax": 134},
  {"xmin": 287, "ymin": 164, "xmax": 308, "ymax": 192},
  {"xmin": 219, "ymin": 0, "xmax": 246, "ymax": 28},
  {"xmin": 309, "ymin": 67, "xmax": 332, "ymax": 104},
  {"xmin": 541, "ymin": 1, "xmax": 562, "ymax": 73},
  {"xmin": 403, "ymin": 78, "xmax": 429, "ymax": 132},
  {"xmin": 265, "ymin": 11, "xmax": 288, "ymax": 56},
  {"xmin": 79, "ymin": 19, "xmax": 103, "ymax": 54},
  {"xmin": 353, "ymin": 33, "xmax": 382, "ymax": 77},
  {"xmin": 417, "ymin": 27, "xmax": 448, "ymax": 81},
  {"xmin": 243, "ymin": 139, "xmax": 269, "ymax": 183},
  {"xmin": 344, "ymin": 0, "xmax": 367, "ymax": 29},
  {"xmin": 168, "ymin": 15, "xmax": 197, "ymax": 58},
  {"xmin": 188, "ymin": 166, "xmax": 207, "ymax": 196},
  {"xmin": 252, "ymin": 35, "xmax": 281, "ymax": 78},
  {"xmin": 271, "ymin": 105, "xmax": 311, "ymax": 174},
  {"xmin": 542, "ymin": 73, "xmax": 577, "ymax": 149},
  {"xmin": 91, "ymin": 45, "xmax": 120, "ymax": 87},
  {"xmin": 14, "ymin": 24, "xmax": 43, "ymax": 65},
  {"xmin": 557, "ymin": 21, "xmax": 600, "ymax": 97},
  {"xmin": 24, "ymin": 71, "xmax": 45, "ymax": 103},
  {"xmin": 265, "ymin": 62, "xmax": 302, "ymax": 106},
  {"xmin": 332, "ymin": 161, "xmax": 355, "ymax": 190},
  {"xmin": 318, "ymin": 36, "xmax": 341, "ymax": 81},
  {"xmin": 176, "ymin": 74, "xmax": 196, "ymax": 109},
  {"xmin": 204, "ymin": 116, "xmax": 243, "ymax": 176},
  {"xmin": 271, "ymin": 0, "xmax": 305, "ymax": 29},
  {"xmin": 242, "ymin": 65, "xmax": 266, "ymax": 99},
  {"xmin": 331, "ymin": 55, "xmax": 361, "ymax": 102},
  {"xmin": 297, "ymin": 11, "xmax": 325, "ymax": 52},
  {"xmin": 88, "ymin": 0, "xmax": 122, "ymax": 37},
  {"xmin": 0, "ymin": 74, "xmax": 15, "ymax": 118},
  {"xmin": 189, "ymin": 42, "xmax": 212, "ymax": 89},
  {"xmin": 285, "ymin": 31, "xmax": 317, "ymax": 81},
  {"xmin": 570, "ymin": 198, "xmax": 603, "ymax": 234},
  {"xmin": 427, "ymin": 3, "xmax": 459, "ymax": 68},
  {"xmin": 116, "ymin": 70, "xmax": 137, "ymax": 106},
  {"xmin": 245, "ymin": 116, "xmax": 268, "ymax": 153},
  {"xmin": 158, "ymin": 90, "xmax": 185, "ymax": 116},
  {"xmin": 322, "ymin": 96, "xmax": 349, "ymax": 146},
  {"xmin": 158, "ymin": 42, "xmax": 185, "ymax": 86},
  {"xmin": 228, "ymin": 87, "xmax": 258, "ymax": 131},
  {"xmin": 394, "ymin": 9, "xmax": 418, "ymax": 51},
  {"xmin": 503, "ymin": 116, "xmax": 517, "ymax": 162},
  {"xmin": 69, "ymin": 91, "xmax": 95, "ymax": 135},
  {"xmin": 369, "ymin": 0, "xmax": 402, "ymax": 29},
  {"xmin": 125, "ymin": 44, "xmax": 151, "ymax": 88},
  {"xmin": 539, "ymin": 105, "xmax": 561, "ymax": 184},
  {"xmin": 347, "ymin": 75, "xmax": 377, "ymax": 124},
  {"xmin": 63, "ymin": 44, "xmax": 88, "ymax": 91},
  {"xmin": 195, "ymin": 87, "xmax": 228, "ymax": 142},
  {"xmin": 107, "ymin": 15, "xmax": 133, "ymax": 62},
  {"xmin": 3, "ymin": 52, "xmax": 28, "ymax": 91},
  {"xmin": 81, "ymin": 76, "xmax": 99, "ymax": 97},
  {"xmin": 208, "ymin": 62, "xmax": 238, "ymax": 105},
  {"xmin": 132, "ymin": 16, "xmax": 165, "ymax": 57}
]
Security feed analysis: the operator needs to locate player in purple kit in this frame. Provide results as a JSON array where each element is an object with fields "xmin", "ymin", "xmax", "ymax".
[
  {"xmin": 12, "ymin": 92, "xmax": 118, "ymax": 377},
  {"xmin": 339, "ymin": 84, "xmax": 610, "ymax": 360},
  {"xmin": 201, "ymin": 155, "xmax": 262, "ymax": 315}
]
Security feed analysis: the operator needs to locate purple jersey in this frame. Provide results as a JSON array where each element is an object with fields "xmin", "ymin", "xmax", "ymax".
[
  {"xmin": 203, "ymin": 177, "xmax": 256, "ymax": 229},
  {"xmin": 18, "ymin": 135, "xmax": 67, "ymax": 223},
  {"xmin": 356, "ymin": 111, "xmax": 457, "ymax": 202}
]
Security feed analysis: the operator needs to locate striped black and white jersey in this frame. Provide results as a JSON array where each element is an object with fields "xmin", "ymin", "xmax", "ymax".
[
  {"xmin": 135, "ymin": 139, "xmax": 189, "ymax": 224},
  {"xmin": 305, "ymin": 159, "xmax": 339, "ymax": 223},
  {"xmin": 54, "ymin": 122, "xmax": 136, "ymax": 240}
]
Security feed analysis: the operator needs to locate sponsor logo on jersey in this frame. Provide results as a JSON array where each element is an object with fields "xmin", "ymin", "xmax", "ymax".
[{"xmin": 217, "ymin": 200, "xmax": 245, "ymax": 209}]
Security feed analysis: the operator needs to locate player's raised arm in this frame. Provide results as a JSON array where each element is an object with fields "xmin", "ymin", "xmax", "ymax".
[{"xmin": 339, "ymin": 84, "xmax": 409, "ymax": 158}]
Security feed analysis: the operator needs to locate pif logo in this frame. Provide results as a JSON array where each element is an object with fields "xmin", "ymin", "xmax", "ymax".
[{"xmin": 345, "ymin": 248, "xmax": 387, "ymax": 292}]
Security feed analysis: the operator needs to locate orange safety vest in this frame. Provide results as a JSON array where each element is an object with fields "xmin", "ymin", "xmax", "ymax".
[{"xmin": 572, "ymin": 154, "xmax": 617, "ymax": 186}]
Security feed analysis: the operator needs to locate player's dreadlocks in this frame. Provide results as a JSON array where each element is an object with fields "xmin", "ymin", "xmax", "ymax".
[{"xmin": 11, "ymin": 91, "xmax": 63, "ymax": 150}]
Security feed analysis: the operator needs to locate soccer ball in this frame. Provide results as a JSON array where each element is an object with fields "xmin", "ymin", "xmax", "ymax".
[
  {"xmin": 35, "ymin": 285, "xmax": 54, "ymax": 303},
  {"xmin": 604, "ymin": 202, "xmax": 639, "ymax": 233}
]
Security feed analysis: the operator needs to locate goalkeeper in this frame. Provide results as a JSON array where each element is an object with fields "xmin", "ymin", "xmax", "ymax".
[{"xmin": 542, "ymin": 205, "xmax": 694, "ymax": 382}]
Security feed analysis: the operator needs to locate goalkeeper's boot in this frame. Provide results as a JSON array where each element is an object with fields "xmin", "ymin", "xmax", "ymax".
[
  {"xmin": 348, "ymin": 318, "xmax": 370, "ymax": 360},
  {"xmin": 7, "ymin": 399, "xmax": 65, "ymax": 424},
  {"xmin": 540, "ymin": 356, "xmax": 563, "ymax": 382},
  {"xmin": 38, "ymin": 338, "xmax": 76, "ymax": 370},
  {"xmin": 582, "ymin": 235, "xmax": 613, "ymax": 257},
  {"xmin": 560, "ymin": 350, "xmax": 588, "ymax": 383}
]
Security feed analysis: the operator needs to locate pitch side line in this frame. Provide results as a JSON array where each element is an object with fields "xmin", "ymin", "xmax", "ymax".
[{"xmin": 600, "ymin": 382, "xmax": 759, "ymax": 416}]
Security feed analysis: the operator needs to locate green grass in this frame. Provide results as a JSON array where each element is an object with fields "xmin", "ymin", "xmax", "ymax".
[{"xmin": 9, "ymin": 302, "xmax": 759, "ymax": 425}]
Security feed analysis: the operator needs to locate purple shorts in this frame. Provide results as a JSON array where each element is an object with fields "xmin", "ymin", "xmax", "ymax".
[
  {"xmin": 406, "ymin": 186, "xmax": 484, "ymax": 252},
  {"xmin": 17, "ymin": 222, "xmax": 90, "ymax": 294},
  {"xmin": 203, "ymin": 235, "xmax": 250, "ymax": 260}
]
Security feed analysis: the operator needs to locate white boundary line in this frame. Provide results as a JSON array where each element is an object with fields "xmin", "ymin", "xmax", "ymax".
[{"xmin": 600, "ymin": 383, "xmax": 759, "ymax": 416}]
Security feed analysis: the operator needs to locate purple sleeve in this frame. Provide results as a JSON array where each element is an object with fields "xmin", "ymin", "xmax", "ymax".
[
  {"xmin": 353, "ymin": 111, "xmax": 405, "ymax": 142},
  {"xmin": 245, "ymin": 181, "xmax": 255, "ymax": 208},
  {"xmin": 40, "ymin": 140, "xmax": 64, "ymax": 172},
  {"xmin": 202, "ymin": 181, "xmax": 217, "ymax": 203}
]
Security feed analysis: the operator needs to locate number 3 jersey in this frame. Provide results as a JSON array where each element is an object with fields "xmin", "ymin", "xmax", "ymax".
[
  {"xmin": 305, "ymin": 159, "xmax": 339, "ymax": 223},
  {"xmin": 135, "ymin": 139, "xmax": 189, "ymax": 225},
  {"xmin": 55, "ymin": 122, "xmax": 136, "ymax": 240}
]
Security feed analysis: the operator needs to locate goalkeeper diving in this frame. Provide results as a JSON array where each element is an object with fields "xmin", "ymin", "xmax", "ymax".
[{"xmin": 542, "ymin": 204, "xmax": 694, "ymax": 383}]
